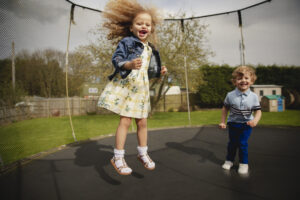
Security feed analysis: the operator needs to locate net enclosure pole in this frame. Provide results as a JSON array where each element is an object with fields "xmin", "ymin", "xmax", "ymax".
[
  {"xmin": 238, "ymin": 10, "xmax": 245, "ymax": 66},
  {"xmin": 181, "ymin": 20, "xmax": 191, "ymax": 126},
  {"xmin": 65, "ymin": 4, "xmax": 77, "ymax": 142}
]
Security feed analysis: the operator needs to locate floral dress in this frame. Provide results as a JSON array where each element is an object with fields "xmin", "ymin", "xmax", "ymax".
[{"xmin": 98, "ymin": 43, "xmax": 152, "ymax": 119}]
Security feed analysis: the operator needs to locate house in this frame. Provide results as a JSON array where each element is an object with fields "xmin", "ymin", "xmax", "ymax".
[{"xmin": 250, "ymin": 85, "xmax": 283, "ymax": 101}]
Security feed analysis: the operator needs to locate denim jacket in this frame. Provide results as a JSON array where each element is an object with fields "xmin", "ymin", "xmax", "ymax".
[{"xmin": 108, "ymin": 35, "xmax": 162, "ymax": 80}]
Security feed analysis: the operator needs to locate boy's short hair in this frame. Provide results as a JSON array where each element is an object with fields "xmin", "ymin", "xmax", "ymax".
[{"xmin": 232, "ymin": 66, "xmax": 257, "ymax": 84}]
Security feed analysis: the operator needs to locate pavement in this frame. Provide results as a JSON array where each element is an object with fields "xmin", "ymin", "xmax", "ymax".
[{"xmin": 1, "ymin": 126, "xmax": 300, "ymax": 200}]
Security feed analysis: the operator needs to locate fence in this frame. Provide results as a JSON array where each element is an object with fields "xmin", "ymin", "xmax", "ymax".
[
  {"xmin": 153, "ymin": 93, "xmax": 199, "ymax": 112},
  {"xmin": 0, "ymin": 94, "xmax": 199, "ymax": 124},
  {"xmin": 0, "ymin": 97, "xmax": 106, "ymax": 124}
]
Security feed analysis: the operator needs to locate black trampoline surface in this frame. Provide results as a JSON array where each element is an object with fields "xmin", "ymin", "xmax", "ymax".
[{"xmin": 1, "ymin": 126, "xmax": 300, "ymax": 200}]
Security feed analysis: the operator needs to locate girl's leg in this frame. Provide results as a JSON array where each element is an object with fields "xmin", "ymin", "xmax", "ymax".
[
  {"xmin": 136, "ymin": 118, "xmax": 147, "ymax": 147},
  {"xmin": 135, "ymin": 118, "xmax": 155, "ymax": 170},
  {"xmin": 111, "ymin": 116, "xmax": 132, "ymax": 175},
  {"xmin": 115, "ymin": 116, "xmax": 132, "ymax": 150}
]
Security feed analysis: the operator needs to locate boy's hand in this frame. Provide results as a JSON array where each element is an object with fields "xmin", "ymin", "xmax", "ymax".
[
  {"xmin": 247, "ymin": 120, "xmax": 258, "ymax": 127},
  {"xmin": 124, "ymin": 58, "xmax": 142, "ymax": 70},
  {"xmin": 219, "ymin": 123, "xmax": 226, "ymax": 129},
  {"xmin": 161, "ymin": 66, "xmax": 167, "ymax": 75}
]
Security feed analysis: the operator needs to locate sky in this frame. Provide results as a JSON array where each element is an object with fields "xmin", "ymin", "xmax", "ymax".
[{"xmin": 0, "ymin": 0, "xmax": 300, "ymax": 66}]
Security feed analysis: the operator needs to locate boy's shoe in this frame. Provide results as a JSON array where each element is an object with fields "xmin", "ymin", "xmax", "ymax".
[
  {"xmin": 238, "ymin": 163, "xmax": 249, "ymax": 174},
  {"xmin": 110, "ymin": 156, "xmax": 132, "ymax": 175},
  {"xmin": 222, "ymin": 161, "xmax": 233, "ymax": 170},
  {"xmin": 137, "ymin": 154, "xmax": 155, "ymax": 170}
]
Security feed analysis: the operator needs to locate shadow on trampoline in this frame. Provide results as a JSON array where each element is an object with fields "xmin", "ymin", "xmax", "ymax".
[
  {"xmin": 73, "ymin": 141, "xmax": 144, "ymax": 185},
  {"xmin": 166, "ymin": 141, "xmax": 223, "ymax": 165}
]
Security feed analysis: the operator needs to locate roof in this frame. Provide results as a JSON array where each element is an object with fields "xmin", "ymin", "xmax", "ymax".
[
  {"xmin": 251, "ymin": 84, "xmax": 282, "ymax": 88},
  {"xmin": 263, "ymin": 95, "xmax": 285, "ymax": 100}
]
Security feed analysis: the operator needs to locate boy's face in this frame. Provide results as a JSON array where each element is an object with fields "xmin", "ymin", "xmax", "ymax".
[
  {"xmin": 234, "ymin": 72, "xmax": 254, "ymax": 92},
  {"xmin": 130, "ymin": 12, "xmax": 152, "ymax": 43}
]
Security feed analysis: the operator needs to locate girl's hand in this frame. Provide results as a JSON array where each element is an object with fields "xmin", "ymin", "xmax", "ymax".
[
  {"xmin": 161, "ymin": 66, "xmax": 167, "ymax": 75},
  {"xmin": 124, "ymin": 58, "xmax": 142, "ymax": 70},
  {"xmin": 219, "ymin": 123, "xmax": 226, "ymax": 129}
]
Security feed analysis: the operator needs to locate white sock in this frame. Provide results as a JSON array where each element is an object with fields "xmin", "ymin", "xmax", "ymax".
[
  {"xmin": 113, "ymin": 148, "xmax": 132, "ymax": 173},
  {"xmin": 137, "ymin": 146, "xmax": 155, "ymax": 168},
  {"xmin": 137, "ymin": 146, "xmax": 148, "ymax": 156},
  {"xmin": 114, "ymin": 148, "xmax": 125, "ymax": 158}
]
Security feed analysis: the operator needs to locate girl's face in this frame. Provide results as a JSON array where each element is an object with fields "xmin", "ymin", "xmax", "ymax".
[
  {"xmin": 234, "ymin": 72, "xmax": 254, "ymax": 92},
  {"xmin": 130, "ymin": 12, "xmax": 152, "ymax": 43}
]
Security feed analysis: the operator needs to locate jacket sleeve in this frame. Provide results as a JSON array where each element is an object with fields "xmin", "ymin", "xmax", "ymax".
[{"xmin": 112, "ymin": 40, "xmax": 132, "ymax": 78}]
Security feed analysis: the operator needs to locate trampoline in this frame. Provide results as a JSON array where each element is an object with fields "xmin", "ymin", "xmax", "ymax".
[{"xmin": 1, "ymin": 126, "xmax": 299, "ymax": 200}]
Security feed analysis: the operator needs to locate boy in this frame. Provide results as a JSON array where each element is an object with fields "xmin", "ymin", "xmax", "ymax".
[{"xmin": 219, "ymin": 66, "xmax": 262, "ymax": 174}]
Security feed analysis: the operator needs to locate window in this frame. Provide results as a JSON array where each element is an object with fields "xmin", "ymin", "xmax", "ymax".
[
  {"xmin": 272, "ymin": 90, "xmax": 276, "ymax": 95},
  {"xmin": 260, "ymin": 90, "xmax": 264, "ymax": 96}
]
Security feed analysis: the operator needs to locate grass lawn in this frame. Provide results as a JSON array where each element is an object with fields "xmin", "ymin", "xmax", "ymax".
[{"xmin": 0, "ymin": 109, "xmax": 299, "ymax": 166}]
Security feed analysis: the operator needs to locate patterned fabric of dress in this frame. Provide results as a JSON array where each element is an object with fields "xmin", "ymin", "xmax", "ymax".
[{"xmin": 98, "ymin": 43, "xmax": 152, "ymax": 119}]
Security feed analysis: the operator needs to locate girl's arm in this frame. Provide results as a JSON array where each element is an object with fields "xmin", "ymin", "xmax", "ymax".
[
  {"xmin": 247, "ymin": 110, "xmax": 262, "ymax": 127},
  {"xmin": 219, "ymin": 106, "xmax": 229, "ymax": 129},
  {"xmin": 112, "ymin": 40, "xmax": 128, "ymax": 69}
]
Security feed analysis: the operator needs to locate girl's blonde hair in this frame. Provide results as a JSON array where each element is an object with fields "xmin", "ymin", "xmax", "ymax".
[
  {"xmin": 102, "ymin": 0, "xmax": 161, "ymax": 43},
  {"xmin": 232, "ymin": 66, "xmax": 257, "ymax": 84}
]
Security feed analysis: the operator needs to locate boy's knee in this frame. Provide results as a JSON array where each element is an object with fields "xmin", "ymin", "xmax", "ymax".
[{"xmin": 239, "ymin": 142, "xmax": 248, "ymax": 150}]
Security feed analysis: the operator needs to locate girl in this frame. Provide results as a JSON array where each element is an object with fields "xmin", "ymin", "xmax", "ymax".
[{"xmin": 98, "ymin": 0, "xmax": 167, "ymax": 175}]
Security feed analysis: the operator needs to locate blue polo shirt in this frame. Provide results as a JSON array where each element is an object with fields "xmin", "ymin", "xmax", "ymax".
[{"xmin": 224, "ymin": 88, "xmax": 261, "ymax": 123}]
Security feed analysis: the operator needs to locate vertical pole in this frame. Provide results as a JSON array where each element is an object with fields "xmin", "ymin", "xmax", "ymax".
[
  {"xmin": 65, "ymin": 4, "xmax": 77, "ymax": 142},
  {"xmin": 181, "ymin": 19, "xmax": 191, "ymax": 126},
  {"xmin": 12, "ymin": 41, "xmax": 15, "ymax": 92},
  {"xmin": 238, "ymin": 11, "xmax": 245, "ymax": 65}
]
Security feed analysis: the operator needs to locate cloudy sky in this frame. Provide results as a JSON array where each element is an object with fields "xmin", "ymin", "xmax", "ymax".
[{"xmin": 0, "ymin": 0, "xmax": 300, "ymax": 66}]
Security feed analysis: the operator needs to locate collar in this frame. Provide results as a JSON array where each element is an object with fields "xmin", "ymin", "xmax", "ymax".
[
  {"xmin": 129, "ymin": 35, "xmax": 142, "ymax": 43},
  {"xmin": 235, "ymin": 88, "xmax": 250, "ymax": 96},
  {"xmin": 129, "ymin": 35, "xmax": 156, "ymax": 50}
]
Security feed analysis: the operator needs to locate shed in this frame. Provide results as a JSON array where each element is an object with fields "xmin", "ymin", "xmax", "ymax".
[{"xmin": 261, "ymin": 95, "xmax": 285, "ymax": 112}]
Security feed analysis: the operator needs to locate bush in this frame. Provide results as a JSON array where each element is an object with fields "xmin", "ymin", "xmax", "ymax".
[{"xmin": 195, "ymin": 65, "xmax": 234, "ymax": 108}]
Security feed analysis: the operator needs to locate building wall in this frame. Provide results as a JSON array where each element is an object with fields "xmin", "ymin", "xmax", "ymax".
[{"xmin": 252, "ymin": 87, "xmax": 282, "ymax": 101}]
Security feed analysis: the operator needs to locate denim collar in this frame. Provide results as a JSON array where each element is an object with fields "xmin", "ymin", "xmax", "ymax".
[
  {"xmin": 129, "ymin": 35, "xmax": 142, "ymax": 43},
  {"xmin": 129, "ymin": 35, "xmax": 156, "ymax": 50},
  {"xmin": 235, "ymin": 88, "xmax": 250, "ymax": 96}
]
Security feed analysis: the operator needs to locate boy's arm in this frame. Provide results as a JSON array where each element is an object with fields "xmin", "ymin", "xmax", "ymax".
[
  {"xmin": 219, "ymin": 106, "xmax": 229, "ymax": 129},
  {"xmin": 247, "ymin": 110, "xmax": 262, "ymax": 127}
]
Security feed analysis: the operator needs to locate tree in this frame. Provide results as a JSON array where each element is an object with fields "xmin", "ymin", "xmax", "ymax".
[
  {"xmin": 73, "ymin": 27, "xmax": 117, "ymax": 84},
  {"xmin": 148, "ymin": 15, "xmax": 212, "ymax": 112},
  {"xmin": 15, "ymin": 49, "xmax": 66, "ymax": 98},
  {"xmin": 0, "ymin": 59, "xmax": 27, "ymax": 106},
  {"xmin": 156, "ymin": 15, "xmax": 212, "ymax": 91}
]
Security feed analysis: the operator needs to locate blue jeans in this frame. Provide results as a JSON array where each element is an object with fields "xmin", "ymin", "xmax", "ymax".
[{"xmin": 226, "ymin": 122, "xmax": 252, "ymax": 164}]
